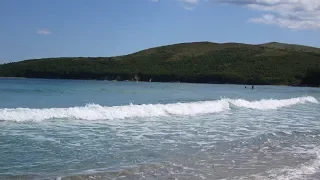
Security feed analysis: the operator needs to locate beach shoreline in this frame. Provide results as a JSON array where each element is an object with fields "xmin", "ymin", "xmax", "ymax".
[{"xmin": 0, "ymin": 76, "xmax": 318, "ymax": 88}]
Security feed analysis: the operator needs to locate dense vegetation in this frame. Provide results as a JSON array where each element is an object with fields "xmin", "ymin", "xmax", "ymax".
[{"xmin": 0, "ymin": 41, "xmax": 320, "ymax": 86}]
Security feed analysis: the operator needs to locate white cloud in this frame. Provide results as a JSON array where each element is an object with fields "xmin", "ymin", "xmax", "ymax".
[
  {"xmin": 151, "ymin": 0, "xmax": 320, "ymax": 30},
  {"xmin": 214, "ymin": 0, "xmax": 320, "ymax": 30},
  {"xmin": 179, "ymin": 0, "xmax": 201, "ymax": 10},
  {"xmin": 151, "ymin": 0, "xmax": 200, "ymax": 9},
  {"xmin": 249, "ymin": 13, "xmax": 320, "ymax": 30},
  {"xmin": 37, "ymin": 29, "xmax": 51, "ymax": 35},
  {"xmin": 184, "ymin": 6, "xmax": 196, "ymax": 10},
  {"xmin": 181, "ymin": 0, "xmax": 200, "ymax": 4}
]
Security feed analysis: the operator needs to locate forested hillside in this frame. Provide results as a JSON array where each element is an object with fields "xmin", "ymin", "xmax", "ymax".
[{"xmin": 0, "ymin": 42, "xmax": 319, "ymax": 86}]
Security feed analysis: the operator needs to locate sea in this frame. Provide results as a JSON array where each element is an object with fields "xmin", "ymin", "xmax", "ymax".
[{"xmin": 0, "ymin": 78, "xmax": 319, "ymax": 180}]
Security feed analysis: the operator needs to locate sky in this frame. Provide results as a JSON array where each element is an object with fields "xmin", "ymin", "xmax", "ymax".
[{"xmin": 0, "ymin": 0, "xmax": 320, "ymax": 63}]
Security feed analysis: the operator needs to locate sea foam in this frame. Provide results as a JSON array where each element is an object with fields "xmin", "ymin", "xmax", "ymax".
[
  {"xmin": 228, "ymin": 96, "xmax": 318, "ymax": 110},
  {"xmin": 0, "ymin": 100, "xmax": 229, "ymax": 122},
  {"xmin": 251, "ymin": 148, "xmax": 320, "ymax": 180},
  {"xmin": 0, "ymin": 96, "xmax": 317, "ymax": 122}
]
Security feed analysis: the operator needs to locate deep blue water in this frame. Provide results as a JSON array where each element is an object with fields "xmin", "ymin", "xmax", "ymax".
[{"xmin": 0, "ymin": 78, "xmax": 320, "ymax": 180}]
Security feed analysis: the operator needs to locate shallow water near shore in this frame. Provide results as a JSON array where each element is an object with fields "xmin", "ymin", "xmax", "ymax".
[{"xmin": 0, "ymin": 78, "xmax": 320, "ymax": 180}]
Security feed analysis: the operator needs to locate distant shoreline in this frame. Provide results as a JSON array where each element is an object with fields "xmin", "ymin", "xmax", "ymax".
[
  {"xmin": 0, "ymin": 77, "xmax": 26, "ymax": 79},
  {"xmin": 0, "ymin": 41, "xmax": 319, "ymax": 87},
  {"xmin": 0, "ymin": 76, "xmax": 318, "ymax": 88}
]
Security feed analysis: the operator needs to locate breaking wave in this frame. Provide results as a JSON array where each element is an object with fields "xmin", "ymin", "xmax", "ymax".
[
  {"xmin": 228, "ymin": 96, "xmax": 318, "ymax": 110},
  {"xmin": 0, "ymin": 96, "xmax": 317, "ymax": 122},
  {"xmin": 246, "ymin": 148, "xmax": 320, "ymax": 180}
]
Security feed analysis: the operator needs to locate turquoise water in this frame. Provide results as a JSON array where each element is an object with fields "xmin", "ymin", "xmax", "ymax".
[{"xmin": 0, "ymin": 78, "xmax": 320, "ymax": 180}]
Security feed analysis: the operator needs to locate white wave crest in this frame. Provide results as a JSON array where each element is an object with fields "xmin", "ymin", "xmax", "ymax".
[
  {"xmin": 0, "ymin": 96, "xmax": 317, "ymax": 122},
  {"xmin": 249, "ymin": 148, "xmax": 320, "ymax": 180},
  {"xmin": 0, "ymin": 100, "xmax": 229, "ymax": 122},
  {"xmin": 229, "ymin": 96, "xmax": 318, "ymax": 110},
  {"xmin": 274, "ymin": 152, "xmax": 320, "ymax": 180}
]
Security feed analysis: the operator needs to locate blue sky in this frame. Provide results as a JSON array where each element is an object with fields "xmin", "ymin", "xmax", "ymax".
[{"xmin": 0, "ymin": 0, "xmax": 319, "ymax": 63}]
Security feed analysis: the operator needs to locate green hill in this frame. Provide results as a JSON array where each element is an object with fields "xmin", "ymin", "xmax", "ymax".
[
  {"xmin": 260, "ymin": 42, "xmax": 320, "ymax": 54},
  {"xmin": 0, "ymin": 41, "xmax": 320, "ymax": 86}
]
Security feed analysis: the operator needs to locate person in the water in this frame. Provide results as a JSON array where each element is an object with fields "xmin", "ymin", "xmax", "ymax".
[{"xmin": 252, "ymin": 85, "xmax": 254, "ymax": 89}]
